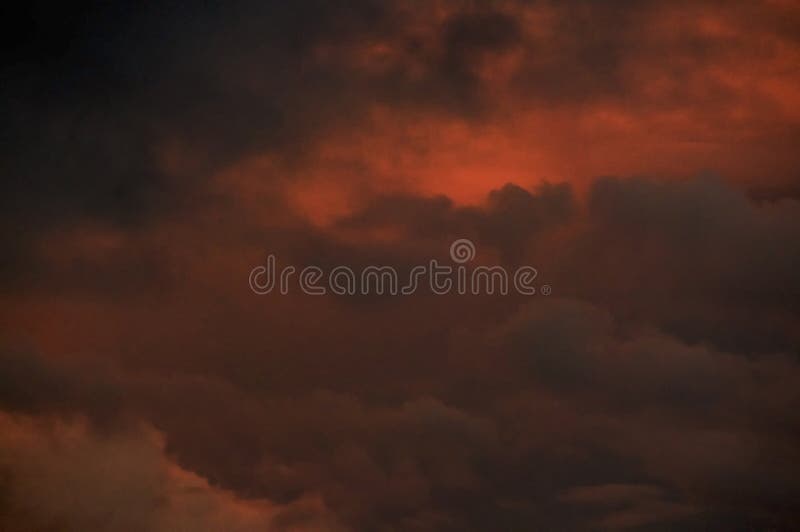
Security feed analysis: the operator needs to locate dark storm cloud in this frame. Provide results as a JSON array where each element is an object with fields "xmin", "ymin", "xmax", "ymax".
[
  {"xmin": 3, "ymin": 0, "xmax": 800, "ymax": 237},
  {"xmin": 0, "ymin": 348, "xmax": 123, "ymax": 426},
  {"xmin": 115, "ymin": 300, "xmax": 799, "ymax": 529},
  {"xmin": 1, "ymin": 1, "xmax": 393, "ymax": 227},
  {"xmin": 1, "ymin": 175, "xmax": 799, "ymax": 529},
  {"xmin": 0, "ymin": 0, "xmax": 402, "ymax": 287},
  {"xmin": 337, "ymin": 182, "xmax": 573, "ymax": 261},
  {"xmin": 3, "ymin": 0, "xmax": 800, "ymax": 530},
  {"xmin": 567, "ymin": 176, "xmax": 800, "ymax": 353}
]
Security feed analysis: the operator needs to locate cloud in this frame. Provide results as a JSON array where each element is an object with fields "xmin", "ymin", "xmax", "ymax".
[
  {"xmin": 3, "ymin": 1, "xmax": 800, "ymax": 529},
  {"xmin": 0, "ymin": 411, "xmax": 342, "ymax": 532},
  {"xmin": 560, "ymin": 483, "xmax": 697, "ymax": 530}
]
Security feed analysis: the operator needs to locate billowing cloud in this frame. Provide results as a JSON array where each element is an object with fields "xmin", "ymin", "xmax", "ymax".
[
  {"xmin": 3, "ymin": 1, "xmax": 800, "ymax": 530},
  {"xmin": 0, "ymin": 411, "xmax": 341, "ymax": 532}
]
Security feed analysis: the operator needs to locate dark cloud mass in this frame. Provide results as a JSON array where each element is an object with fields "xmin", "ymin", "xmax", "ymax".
[{"xmin": 2, "ymin": 1, "xmax": 800, "ymax": 530}]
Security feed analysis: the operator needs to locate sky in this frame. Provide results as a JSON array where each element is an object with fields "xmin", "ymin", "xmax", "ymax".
[{"xmin": 1, "ymin": 1, "xmax": 800, "ymax": 530}]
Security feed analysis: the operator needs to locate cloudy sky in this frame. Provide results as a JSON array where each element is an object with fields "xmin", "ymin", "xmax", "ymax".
[{"xmin": 2, "ymin": 1, "xmax": 800, "ymax": 530}]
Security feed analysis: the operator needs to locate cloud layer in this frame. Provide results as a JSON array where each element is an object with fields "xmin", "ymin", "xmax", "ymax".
[{"xmin": 2, "ymin": 1, "xmax": 800, "ymax": 530}]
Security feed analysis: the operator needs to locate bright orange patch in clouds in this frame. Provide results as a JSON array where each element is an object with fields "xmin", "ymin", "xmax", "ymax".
[
  {"xmin": 206, "ymin": 0, "xmax": 800, "ymax": 226},
  {"xmin": 280, "ymin": 0, "xmax": 800, "ymax": 221}
]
